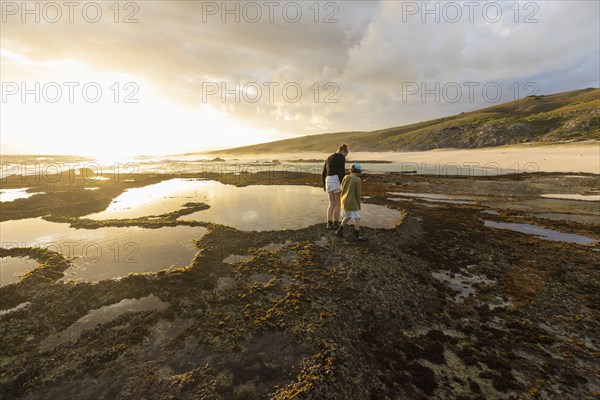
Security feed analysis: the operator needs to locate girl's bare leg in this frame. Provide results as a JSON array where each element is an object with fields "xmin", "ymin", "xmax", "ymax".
[
  {"xmin": 327, "ymin": 192, "xmax": 335, "ymax": 222},
  {"xmin": 333, "ymin": 192, "xmax": 341, "ymax": 221}
]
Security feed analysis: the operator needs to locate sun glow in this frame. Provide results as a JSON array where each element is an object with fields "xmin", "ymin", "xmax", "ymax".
[{"xmin": 0, "ymin": 48, "xmax": 289, "ymax": 157}]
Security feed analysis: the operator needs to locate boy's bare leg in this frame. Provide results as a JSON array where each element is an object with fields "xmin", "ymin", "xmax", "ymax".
[
  {"xmin": 353, "ymin": 218, "xmax": 361, "ymax": 230},
  {"xmin": 341, "ymin": 217, "xmax": 351, "ymax": 226}
]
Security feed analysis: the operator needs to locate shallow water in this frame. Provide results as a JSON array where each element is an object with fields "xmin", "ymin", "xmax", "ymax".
[
  {"xmin": 0, "ymin": 218, "xmax": 206, "ymax": 282},
  {"xmin": 541, "ymin": 194, "xmax": 600, "ymax": 202},
  {"xmin": 388, "ymin": 192, "xmax": 481, "ymax": 205},
  {"xmin": 39, "ymin": 294, "xmax": 167, "ymax": 351},
  {"xmin": 0, "ymin": 301, "xmax": 32, "ymax": 315},
  {"xmin": 88, "ymin": 179, "xmax": 401, "ymax": 231},
  {"xmin": 182, "ymin": 186, "xmax": 401, "ymax": 231},
  {"xmin": 480, "ymin": 210, "xmax": 500, "ymax": 215},
  {"xmin": 0, "ymin": 256, "xmax": 40, "ymax": 287},
  {"xmin": 432, "ymin": 271, "xmax": 495, "ymax": 301},
  {"xmin": 482, "ymin": 220, "xmax": 596, "ymax": 245},
  {"xmin": 0, "ymin": 188, "xmax": 38, "ymax": 202},
  {"xmin": 87, "ymin": 179, "xmax": 210, "ymax": 220},
  {"xmin": 387, "ymin": 198, "xmax": 441, "ymax": 208}
]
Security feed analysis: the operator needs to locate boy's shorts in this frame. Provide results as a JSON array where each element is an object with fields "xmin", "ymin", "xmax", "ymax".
[
  {"xmin": 342, "ymin": 210, "xmax": 361, "ymax": 219},
  {"xmin": 325, "ymin": 175, "xmax": 341, "ymax": 193}
]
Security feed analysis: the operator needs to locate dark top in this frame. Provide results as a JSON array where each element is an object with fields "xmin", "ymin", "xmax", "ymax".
[{"xmin": 322, "ymin": 152, "xmax": 346, "ymax": 190}]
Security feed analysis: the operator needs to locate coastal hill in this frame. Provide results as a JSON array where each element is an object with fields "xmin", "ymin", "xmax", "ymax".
[{"xmin": 213, "ymin": 88, "xmax": 599, "ymax": 154}]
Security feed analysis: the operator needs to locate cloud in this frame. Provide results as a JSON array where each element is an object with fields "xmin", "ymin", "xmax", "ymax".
[
  {"xmin": 334, "ymin": 0, "xmax": 600, "ymax": 129},
  {"xmin": 1, "ymin": 0, "xmax": 598, "ymax": 153}
]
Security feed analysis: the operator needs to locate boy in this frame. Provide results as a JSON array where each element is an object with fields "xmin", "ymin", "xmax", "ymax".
[{"xmin": 335, "ymin": 163, "xmax": 367, "ymax": 241}]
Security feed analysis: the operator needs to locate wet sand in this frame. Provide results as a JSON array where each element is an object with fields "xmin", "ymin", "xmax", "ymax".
[{"xmin": 0, "ymin": 171, "xmax": 598, "ymax": 399}]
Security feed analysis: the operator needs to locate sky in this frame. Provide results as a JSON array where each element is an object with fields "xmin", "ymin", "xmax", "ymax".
[{"xmin": 1, "ymin": 0, "xmax": 599, "ymax": 156}]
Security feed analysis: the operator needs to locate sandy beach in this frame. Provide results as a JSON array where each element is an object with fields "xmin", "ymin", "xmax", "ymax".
[{"xmin": 229, "ymin": 142, "xmax": 600, "ymax": 174}]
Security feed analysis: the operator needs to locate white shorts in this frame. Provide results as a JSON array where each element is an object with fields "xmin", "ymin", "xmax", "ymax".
[
  {"xmin": 342, "ymin": 210, "xmax": 361, "ymax": 219},
  {"xmin": 325, "ymin": 175, "xmax": 341, "ymax": 193}
]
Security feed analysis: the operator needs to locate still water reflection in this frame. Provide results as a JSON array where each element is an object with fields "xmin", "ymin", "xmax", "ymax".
[
  {"xmin": 0, "ymin": 218, "xmax": 206, "ymax": 283},
  {"xmin": 88, "ymin": 179, "xmax": 401, "ymax": 231},
  {"xmin": 40, "ymin": 294, "xmax": 167, "ymax": 351}
]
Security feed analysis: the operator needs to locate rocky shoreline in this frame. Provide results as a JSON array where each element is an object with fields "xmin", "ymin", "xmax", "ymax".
[{"xmin": 1, "ymin": 172, "xmax": 599, "ymax": 399}]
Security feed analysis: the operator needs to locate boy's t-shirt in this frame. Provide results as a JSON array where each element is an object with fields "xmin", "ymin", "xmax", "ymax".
[{"xmin": 340, "ymin": 175, "xmax": 362, "ymax": 211}]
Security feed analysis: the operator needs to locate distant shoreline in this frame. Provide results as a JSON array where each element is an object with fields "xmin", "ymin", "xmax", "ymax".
[
  {"xmin": 1, "ymin": 141, "xmax": 598, "ymax": 175},
  {"xmin": 2, "ymin": 140, "xmax": 598, "ymax": 158},
  {"xmin": 208, "ymin": 140, "xmax": 600, "ymax": 156},
  {"xmin": 207, "ymin": 142, "xmax": 600, "ymax": 174}
]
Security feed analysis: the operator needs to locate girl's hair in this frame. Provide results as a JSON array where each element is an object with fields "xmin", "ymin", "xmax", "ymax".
[{"xmin": 337, "ymin": 143, "xmax": 348, "ymax": 153}]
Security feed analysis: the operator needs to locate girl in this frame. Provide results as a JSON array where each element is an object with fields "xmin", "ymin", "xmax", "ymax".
[{"xmin": 322, "ymin": 143, "xmax": 348, "ymax": 230}]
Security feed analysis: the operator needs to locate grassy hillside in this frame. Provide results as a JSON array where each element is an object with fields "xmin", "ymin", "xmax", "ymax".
[{"xmin": 213, "ymin": 88, "xmax": 599, "ymax": 154}]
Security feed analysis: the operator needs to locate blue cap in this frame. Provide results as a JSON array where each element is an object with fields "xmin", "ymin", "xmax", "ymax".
[{"xmin": 351, "ymin": 163, "xmax": 362, "ymax": 172}]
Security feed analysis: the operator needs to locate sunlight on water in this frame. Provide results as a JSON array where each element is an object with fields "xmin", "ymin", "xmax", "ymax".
[
  {"xmin": 88, "ymin": 179, "xmax": 402, "ymax": 231},
  {"xmin": 1, "ymin": 181, "xmax": 400, "ymax": 283},
  {"xmin": 87, "ymin": 179, "xmax": 210, "ymax": 220},
  {"xmin": 0, "ymin": 218, "xmax": 206, "ymax": 282},
  {"xmin": 540, "ymin": 194, "xmax": 600, "ymax": 202},
  {"xmin": 0, "ymin": 189, "xmax": 38, "ymax": 202},
  {"xmin": 0, "ymin": 256, "xmax": 40, "ymax": 287},
  {"xmin": 181, "ymin": 184, "xmax": 402, "ymax": 231}
]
